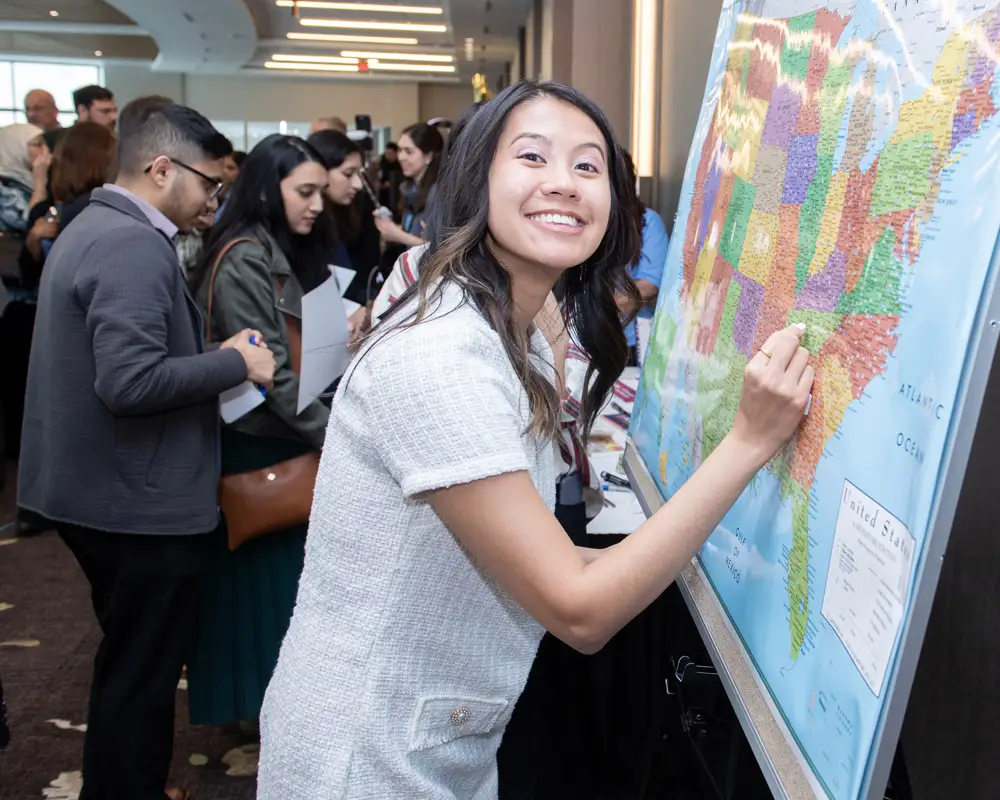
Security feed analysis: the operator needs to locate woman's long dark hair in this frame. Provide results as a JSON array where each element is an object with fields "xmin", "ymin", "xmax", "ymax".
[
  {"xmin": 307, "ymin": 129, "xmax": 362, "ymax": 244},
  {"xmin": 399, "ymin": 122, "xmax": 443, "ymax": 216},
  {"xmin": 193, "ymin": 134, "xmax": 331, "ymax": 293},
  {"xmin": 374, "ymin": 80, "xmax": 641, "ymax": 440}
]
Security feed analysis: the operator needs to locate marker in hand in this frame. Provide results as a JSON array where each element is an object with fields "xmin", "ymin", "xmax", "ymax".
[{"xmin": 249, "ymin": 335, "xmax": 267, "ymax": 398}]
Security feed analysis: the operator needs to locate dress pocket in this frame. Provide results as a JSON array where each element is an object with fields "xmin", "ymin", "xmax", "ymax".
[{"xmin": 407, "ymin": 695, "xmax": 509, "ymax": 752}]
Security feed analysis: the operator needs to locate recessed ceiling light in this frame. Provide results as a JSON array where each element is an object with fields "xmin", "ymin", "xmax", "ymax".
[
  {"xmin": 94, "ymin": 50, "xmax": 103, "ymax": 56},
  {"xmin": 49, "ymin": 9, "xmax": 59, "ymax": 16},
  {"xmin": 275, "ymin": 1, "xmax": 443, "ymax": 13},
  {"xmin": 340, "ymin": 50, "xmax": 453, "ymax": 62},
  {"xmin": 287, "ymin": 31, "xmax": 419, "ymax": 45},
  {"xmin": 367, "ymin": 61, "xmax": 455, "ymax": 72},
  {"xmin": 264, "ymin": 61, "xmax": 360, "ymax": 73},
  {"xmin": 299, "ymin": 18, "xmax": 446, "ymax": 33},
  {"xmin": 272, "ymin": 53, "xmax": 359, "ymax": 64}
]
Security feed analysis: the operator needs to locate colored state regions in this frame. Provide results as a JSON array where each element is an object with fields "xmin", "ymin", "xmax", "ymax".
[{"xmin": 675, "ymin": 6, "xmax": 1000, "ymax": 661}]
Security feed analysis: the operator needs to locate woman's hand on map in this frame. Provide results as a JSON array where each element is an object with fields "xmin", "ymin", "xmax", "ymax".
[{"xmin": 731, "ymin": 322, "xmax": 813, "ymax": 464}]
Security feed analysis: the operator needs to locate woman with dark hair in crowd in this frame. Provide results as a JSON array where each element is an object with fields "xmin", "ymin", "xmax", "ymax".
[
  {"xmin": 371, "ymin": 103, "xmax": 484, "ymax": 317},
  {"xmin": 2, "ymin": 121, "xmax": 115, "ymax": 496},
  {"xmin": 187, "ymin": 133, "xmax": 332, "ymax": 729},
  {"xmin": 307, "ymin": 128, "xmax": 380, "ymax": 342},
  {"xmin": 372, "ymin": 121, "xmax": 443, "ymax": 256},
  {"xmin": 257, "ymin": 79, "xmax": 812, "ymax": 798},
  {"xmin": 20, "ymin": 121, "xmax": 117, "ymax": 285}
]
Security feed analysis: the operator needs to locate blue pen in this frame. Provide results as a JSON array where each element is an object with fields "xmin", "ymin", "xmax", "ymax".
[{"xmin": 249, "ymin": 335, "xmax": 267, "ymax": 398}]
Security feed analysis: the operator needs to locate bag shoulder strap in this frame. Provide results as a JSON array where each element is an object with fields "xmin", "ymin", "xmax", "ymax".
[{"xmin": 205, "ymin": 237, "xmax": 257, "ymax": 344}]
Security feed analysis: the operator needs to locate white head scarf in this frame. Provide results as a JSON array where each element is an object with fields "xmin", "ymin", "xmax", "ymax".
[{"xmin": 0, "ymin": 123, "xmax": 43, "ymax": 189}]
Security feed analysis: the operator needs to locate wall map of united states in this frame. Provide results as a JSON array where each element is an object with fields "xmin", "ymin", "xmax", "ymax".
[{"xmin": 640, "ymin": 5, "xmax": 1000, "ymax": 659}]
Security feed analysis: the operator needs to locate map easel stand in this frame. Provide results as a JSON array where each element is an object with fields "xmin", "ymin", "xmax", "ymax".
[
  {"xmin": 624, "ymin": 260, "xmax": 1000, "ymax": 799},
  {"xmin": 897, "ymin": 335, "xmax": 1000, "ymax": 799}
]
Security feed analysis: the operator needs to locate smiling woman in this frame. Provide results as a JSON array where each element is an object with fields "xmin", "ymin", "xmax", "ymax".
[{"xmin": 256, "ymin": 80, "xmax": 814, "ymax": 800}]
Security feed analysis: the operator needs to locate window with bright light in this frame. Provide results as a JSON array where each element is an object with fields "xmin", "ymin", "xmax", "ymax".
[
  {"xmin": 0, "ymin": 59, "xmax": 103, "ymax": 124},
  {"xmin": 211, "ymin": 121, "xmax": 391, "ymax": 155}
]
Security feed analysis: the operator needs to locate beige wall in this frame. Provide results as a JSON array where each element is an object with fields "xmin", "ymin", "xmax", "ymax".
[
  {"xmin": 524, "ymin": 0, "xmax": 542, "ymax": 81},
  {"xmin": 529, "ymin": 0, "xmax": 631, "ymax": 138},
  {"xmin": 103, "ymin": 64, "xmax": 422, "ymax": 134},
  {"xmin": 418, "ymin": 83, "xmax": 474, "ymax": 124},
  {"xmin": 102, "ymin": 66, "xmax": 184, "ymax": 107},
  {"xmin": 570, "ymin": 0, "xmax": 631, "ymax": 142},
  {"xmin": 540, "ymin": 0, "xmax": 573, "ymax": 83},
  {"xmin": 653, "ymin": 0, "xmax": 723, "ymax": 229}
]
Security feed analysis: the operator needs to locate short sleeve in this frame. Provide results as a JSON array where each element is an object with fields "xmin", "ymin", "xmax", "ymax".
[{"xmin": 360, "ymin": 317, "xmax": 531, "ymax": 498}]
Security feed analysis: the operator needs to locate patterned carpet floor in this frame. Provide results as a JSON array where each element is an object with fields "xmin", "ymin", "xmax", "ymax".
[{"xmin": 0, "ymin": 461, "xmax": 258, "ymax": 800}]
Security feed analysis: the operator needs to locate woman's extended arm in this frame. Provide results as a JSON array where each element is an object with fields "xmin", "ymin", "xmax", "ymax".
[{"xmin": 428, "ymin": 324, "xmax": 812, "ymax": 654}]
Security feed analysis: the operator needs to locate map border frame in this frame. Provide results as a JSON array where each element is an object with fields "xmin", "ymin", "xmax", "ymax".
[{"xmin": 624, "ymin": 238, "xmax": 1000, "ymax": 798}]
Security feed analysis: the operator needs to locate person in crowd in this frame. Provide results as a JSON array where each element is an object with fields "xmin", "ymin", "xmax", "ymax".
[
  {"xmin": 2, "ymin": 120, "xmax": 117, "ymax": 501},
  {"xmin": 19, "ymin": 121, "xmax": 117, "ymax": 284},
  {"xmin": 618, "ymin": 150, "xmax": 668, "ymax": 364},
  {"xmin": 24, "ymin": 89, "xmax": 60, "ymax": 131},
  {"xmin": 372, "ymin": 121, "xmax": 443, "ymax": 253},
  {"xmin": 307, "ymin": 128, "xmax": 379, "ymax": 341},
  {"xmin": 222, "ymin": 150, "xmax": 244, "ymax": 188},
  {"xmin": 214, "ymin": 149, "xmax": 245, "ymax": 219},
  {"xmin": 18, "ymin": 100, "xmax": 274, "ymax": 800},
  {"xmin": 256, "ymin": 80, "xmax": 813, "ymax": 797},
  {"xmin": 116, "ymin": 94, "xmax": 173, "ymax": 130},
  {"xmin": 0, "ymin": 124, "xmax": 49, "ymax": 234},
  {"xmin": 187, "ymin": 134, "xmax": 332, "ymax": 732},
  {"xmin": 308, "ymin": 115, "xmax": 348, "ymax": 136},
  {"xmin": 176, "ymin": 200, "xmax": 217, "ymax": 281},
  {"xmin": 377, "ymin": 141, "xmax": 403, "ymax": 213},
  {"xmin": 73, "ymin": 84, "xmax": 117, "ymax": 131},
  {"xmin": 371, "ymin": 105, "xmax": 482, "ymax": 317},
  {"xmin": 371, "ymin": 98, "xmax": 612, "ymax": 797}
]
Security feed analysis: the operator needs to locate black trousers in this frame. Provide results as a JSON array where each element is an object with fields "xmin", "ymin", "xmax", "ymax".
[
  {"xmin": 59, "ymin": 525, "xmax": 211, "ymax": 800},
  {"xmin": 496, "ymin": 493, "xmax": 589, "ymax": 799},
  {"xmin": 0, "ymin": 300, "xmax": 35, "ymax": 459}
]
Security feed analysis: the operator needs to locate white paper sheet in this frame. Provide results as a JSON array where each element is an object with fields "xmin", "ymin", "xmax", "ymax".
[
  {"xmin": 821, "ymin": 480, "xmax": 916, "ymax": 696},
  {"xmin": 220, "ymin": 381, "xmax": 265, "ymax": 424},
  {"xmin": 586, "ymin": 450, "xmax": 647, "ymax": 535},
  {"xmin": 331, "ymin": 265, "xmax": 356, "ymax": 297},
  {"xmin": 298, "ymin": 275, "xmax": 350, "ymax": 414}
]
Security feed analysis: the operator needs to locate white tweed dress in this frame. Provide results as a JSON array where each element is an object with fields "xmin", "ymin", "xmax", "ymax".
[{"xmin": 257, "ymin": 282, "xmax": 557, "ymax": 799}]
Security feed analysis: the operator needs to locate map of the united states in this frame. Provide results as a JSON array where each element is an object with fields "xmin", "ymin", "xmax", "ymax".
[{"xmin": 639, "ymin": 3, "xmax": 1000, "ymax": 660}]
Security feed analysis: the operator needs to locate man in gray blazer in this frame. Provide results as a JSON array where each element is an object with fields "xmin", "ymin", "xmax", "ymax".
[{"xmin": 18, "ymin": 100, "xmax": 275, "ymax": 800}]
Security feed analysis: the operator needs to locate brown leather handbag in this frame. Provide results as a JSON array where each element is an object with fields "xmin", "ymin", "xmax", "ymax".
[{"xmin": 205, "ymin": 237, "xmax": 320, "ymax": 551}]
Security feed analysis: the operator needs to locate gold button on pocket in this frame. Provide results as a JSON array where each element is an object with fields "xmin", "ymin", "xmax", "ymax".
[{"xmin": 408, "ymin": 695, "xmax": 509, "ymax": 752}]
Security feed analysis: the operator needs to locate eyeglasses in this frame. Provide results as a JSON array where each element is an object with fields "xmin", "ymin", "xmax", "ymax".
[{"xmin": 144, "ymin": 157, "xmax": 225, "ymax": 201}]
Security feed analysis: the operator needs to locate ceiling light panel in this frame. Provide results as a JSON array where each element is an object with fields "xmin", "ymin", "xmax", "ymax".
[
  {"xmin": 340, "ymin": 50, "xmax": 453, "ymax": 62},
  {"xmin": 272, "ymin": 53, "xmax": 359, "ymax": 63},
  {"xmin": 299, "ymin": 18, "xmax": 447, "ymax": 32},
  {"xmin": 287, "ymin": 31, "xmax": 419, "ymax": 44},
  {"xmin": 264, "ymin": 61, "xmax": 359, "ymax": 72},
  {"xmin": 275, "ymin": 1, "xmax": 443, "ymax": 13},
  {"xmin": 367, "ymin": 62, "xmax": 455, "ymax": 72}
]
